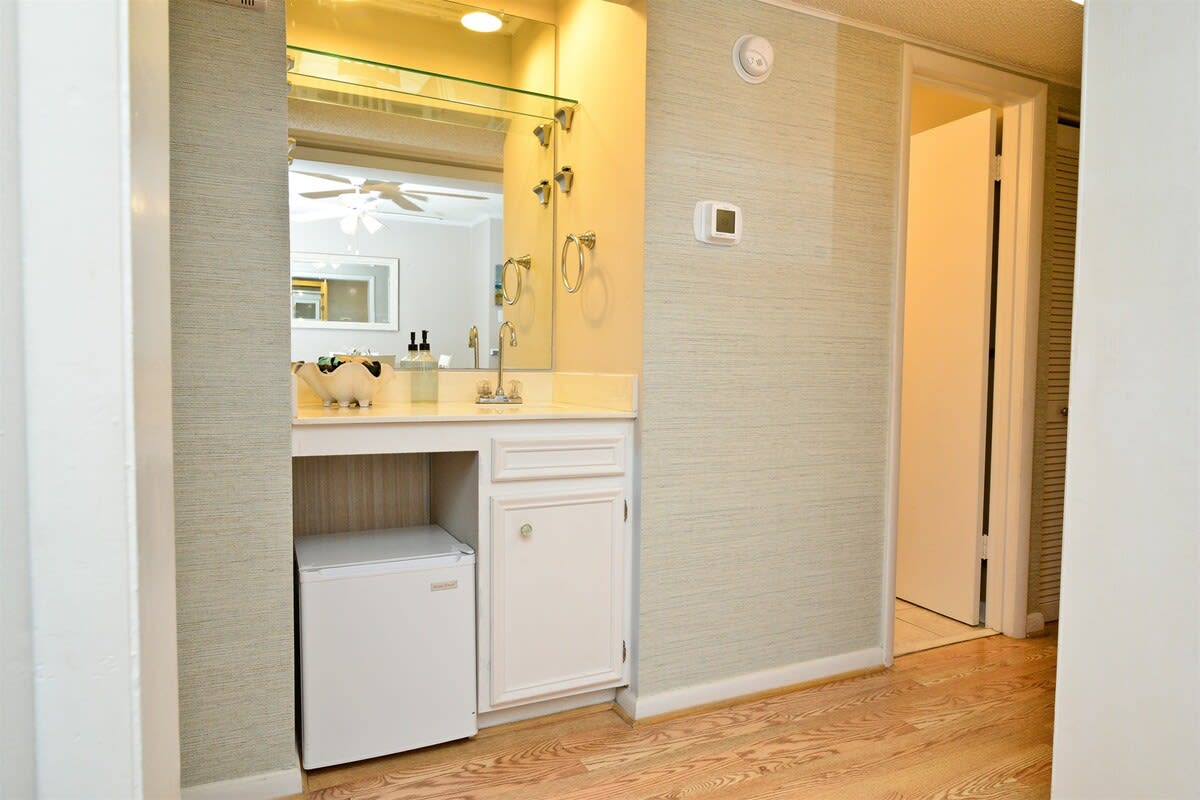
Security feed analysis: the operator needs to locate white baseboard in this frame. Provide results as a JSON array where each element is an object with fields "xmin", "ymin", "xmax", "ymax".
[
  {"xmin": 617, "ymin": 647, "xmax": 885, "ymax": 720},
  {"xmin": 1026, "ymin": 611, "xmax": 1046, "ymax": 635},
  {"xmin": 181, "ymin": 767, "xmax": 303, "ymax": 800},
  {"xmin": 478, "ymin": 687, "xmax": 617, "ymax": 728}
]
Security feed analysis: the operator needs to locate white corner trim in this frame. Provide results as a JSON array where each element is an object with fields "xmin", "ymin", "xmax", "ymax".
[
  {"xmin": 181, "ymin": 768, "xmax": 303, "ymax": 800},
  {"xmin": 617, "ymin": 647, "xmax": 885, "ymax": 720}
]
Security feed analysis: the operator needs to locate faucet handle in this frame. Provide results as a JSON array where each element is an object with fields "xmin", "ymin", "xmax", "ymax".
[
  {"xmin": 475, "ymin": 380, "xmax": 493, "ymax": 399},
  {"xmin": 508, "ymin": 380, "xmax": 522, "ymax": 400}
]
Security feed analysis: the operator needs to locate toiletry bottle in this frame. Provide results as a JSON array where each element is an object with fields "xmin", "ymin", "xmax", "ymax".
[
  {"xmin": 399, "ymin": 331, "xmax": 418, "ymax": 369},
  {"xmin": 412, "ymin": 330, "xmax": 439, "ymax": 403}
]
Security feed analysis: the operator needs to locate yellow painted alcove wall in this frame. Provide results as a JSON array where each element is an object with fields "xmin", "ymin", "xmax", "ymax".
[{"xmin": 553, "ymin": 0, "xmax": 646, "ymax": 376}]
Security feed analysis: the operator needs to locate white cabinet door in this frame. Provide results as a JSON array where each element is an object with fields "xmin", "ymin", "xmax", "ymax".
[{"xmin": 490, "ymin": 488, "xmax": 625, "ymax": 707}]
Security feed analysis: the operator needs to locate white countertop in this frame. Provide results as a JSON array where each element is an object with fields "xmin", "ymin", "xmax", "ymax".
[{"xmin": 294, "ymin": 401, "xmax": 636, "ymax": 425}]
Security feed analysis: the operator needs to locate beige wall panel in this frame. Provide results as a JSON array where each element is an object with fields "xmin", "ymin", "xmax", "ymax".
[
  {"xmin": 553, "ymin": 0, "xmax": 646, "ymax": 375},
  {"xmin": 169, "ymin": 1, "xmax": 296, "ymax": 787},
  {"xmin": 639, "ymin": 1, "xmax": 901, "ymax": 696},
  {"xmin": 293, "ymin": 455, "xmax": 431, "ymax": 536}
]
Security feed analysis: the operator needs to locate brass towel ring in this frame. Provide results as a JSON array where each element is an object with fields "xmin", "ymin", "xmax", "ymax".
[
  {"xmin": 560, "ymin": 231, "xmax": 595, "ymax": 294},
  {"xmin": 501, "ymin": 255, "xmax": 532, "ymax": 305}
]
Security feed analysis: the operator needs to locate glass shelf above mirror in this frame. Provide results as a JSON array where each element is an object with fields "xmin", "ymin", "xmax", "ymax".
[{"xmin": 286, "ymin": 46, "xmax": 578, "ymax": 132}]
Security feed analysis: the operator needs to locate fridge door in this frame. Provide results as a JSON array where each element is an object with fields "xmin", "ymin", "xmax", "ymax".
[{"xmin": 299, "ymin": 558, "xmax": 477, "ymax": 769}]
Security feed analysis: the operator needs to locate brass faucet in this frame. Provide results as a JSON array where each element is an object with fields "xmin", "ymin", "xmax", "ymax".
[
  {"xmin": 477, "ymin": 321, "xmax": 521, "ymax": 404},
  {"xmin": 495, "ymin": 321, "xmax": 519, "ymax": 401},
  {"xmin": 468, "ymin": 325, "xmax": 479, "ymax": 369}
]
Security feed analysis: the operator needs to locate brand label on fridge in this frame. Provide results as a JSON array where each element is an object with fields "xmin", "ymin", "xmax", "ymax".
[{"xmin": 430, "ymin": 580, "xmax": 458, "ymax": 592}]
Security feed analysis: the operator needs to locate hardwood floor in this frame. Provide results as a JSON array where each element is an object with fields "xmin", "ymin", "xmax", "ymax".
[
  {"xmin": 893, "ymin": 598, "xmax": 998, "ymax": 657},
  {"xmin": 299, "ymin": 630, "xmax": 1056, "ymax": 800}
]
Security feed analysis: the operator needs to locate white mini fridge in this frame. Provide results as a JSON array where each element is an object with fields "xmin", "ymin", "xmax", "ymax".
[{"xmin": 295, "ymin": 525, "xmax": 477, "ymax": 769}]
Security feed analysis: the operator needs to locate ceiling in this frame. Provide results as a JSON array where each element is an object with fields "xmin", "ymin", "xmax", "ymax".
[{"xmin": 771, "ymin": 0, "xmax": 1083, "ymax": 86}]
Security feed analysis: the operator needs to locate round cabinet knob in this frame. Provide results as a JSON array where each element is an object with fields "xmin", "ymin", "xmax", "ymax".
[{"xmin": 519, "ymin": 523, "xmax": 533, "ymax": 538}]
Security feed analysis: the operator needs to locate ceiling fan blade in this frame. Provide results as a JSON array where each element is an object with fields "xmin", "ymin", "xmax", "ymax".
[
  {"xmin": 407, "ymin": 189, "xmax": 489, "ymax": 200},
  {"xmin": 294, "ymin": 171, "xmax": 355, "ymax": 185},
  {"xmin": 301, "ymin": 189, "xmax": 355, "ymax": 200},
  {"xmin": 339, "ymin": 214, "xmax": 359, "ymax": 235},
  {"xmin": 361, "ymin": 214, "xmax": 384, "ymax": 234},
  {"xmin": 360, "ymin": 180, "xmax": 400, "ymax": 194},
  {"xmin": 392, "ymin": 195, "xmax": 424, "ymax": 213},
  {"xmin": 373, "ymin": 188, "xmax": 424, "ymax": 212}
]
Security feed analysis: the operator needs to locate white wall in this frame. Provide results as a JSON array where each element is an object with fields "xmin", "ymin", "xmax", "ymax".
[
  {"xmin": 1, "ymin": 0, "xmax": 34, "ymax": 796},
  {"xmin": 291, "ymin": 216, "xmax": 500, "ymax": 368},
  {"xmin": 15, "ymin": 0, "xmax": 179, "ymax": 796},
  {"xmin": 1052, "ymin": 2, "xmax": 1200, "ymax": 797}
]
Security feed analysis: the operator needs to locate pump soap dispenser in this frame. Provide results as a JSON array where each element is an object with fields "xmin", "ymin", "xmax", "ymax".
[
  {"xmin": 400, "ymin": 331, "xmax": 418, "ymax": 369},
  {"xmin": 411, "ymin": 330, "xmax": 439, "ymax": 403}
]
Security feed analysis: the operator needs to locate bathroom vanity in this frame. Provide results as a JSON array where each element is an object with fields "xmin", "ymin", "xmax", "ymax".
[{"xmin": 292, "ymin": 374, "xmax": 636, "ymax": 725}]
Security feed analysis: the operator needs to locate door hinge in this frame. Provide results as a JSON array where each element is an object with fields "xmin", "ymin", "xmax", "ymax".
[
  {"xmin": 622, "ymin": 640, "xmax": 627, "ymax": 663},
  {"xmin": 624, "ymin": 500, "xmax": 628, "ymax": 522},
  {"xmin": 991, "ymin": 154, "xmax": 1003, "ymax": 182},
  {"xmin": 980, "ymin": 534, "xmax": 990, "ymax": 559}
]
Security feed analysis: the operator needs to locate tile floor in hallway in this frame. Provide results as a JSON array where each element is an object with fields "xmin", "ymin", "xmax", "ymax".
[{"xmin": 893, "ymin": 598, "xmax": 998, "ymax": 657}]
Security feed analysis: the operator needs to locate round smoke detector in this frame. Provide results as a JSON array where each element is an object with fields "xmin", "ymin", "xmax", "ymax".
[{"xmin": 732, "ymin": 34, "xmax": 774, "ymax": 84}]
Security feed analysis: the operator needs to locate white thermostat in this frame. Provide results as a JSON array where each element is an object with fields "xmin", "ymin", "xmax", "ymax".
[{"xmin": 694, "ymin": 201, "xmax": 742, "ymax": 246}]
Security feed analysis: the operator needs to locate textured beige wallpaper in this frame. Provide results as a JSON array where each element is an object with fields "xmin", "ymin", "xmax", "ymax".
[
  {"xmin": 639, "ymin": 1, "xmax": 901, "ymax": 696},
  {"xmin": 169, "ymin": 1, "xmax": 296, "ymax": 787}
]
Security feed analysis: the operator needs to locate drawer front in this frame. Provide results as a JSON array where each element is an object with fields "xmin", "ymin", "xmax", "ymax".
[{"xmin": 492, "ymin": 435, "xmax": 626, "ymax": 482}]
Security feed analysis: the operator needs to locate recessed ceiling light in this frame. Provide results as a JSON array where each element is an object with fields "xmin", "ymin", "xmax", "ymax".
[{"xmin": 461, "ymin": 11, "xmax": 502, "ymax": 33}]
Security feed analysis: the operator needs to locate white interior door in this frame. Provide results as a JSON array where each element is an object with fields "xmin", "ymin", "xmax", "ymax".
[{"xmin": 896, "ymin": 108, "xmax": 997, "ymax": 626}]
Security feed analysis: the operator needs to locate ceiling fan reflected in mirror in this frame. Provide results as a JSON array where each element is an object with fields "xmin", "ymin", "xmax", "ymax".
[
  {"xmin": 295, "ymin": 171, "xmax": 489, "ymax": 214},
  {"xmin": 290, "ymin": 177, "xmax": 389, "ymax": 235}
]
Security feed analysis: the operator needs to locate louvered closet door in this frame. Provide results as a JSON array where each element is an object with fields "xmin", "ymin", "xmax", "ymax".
[{"xmin": 1037, "ymin": 123, "xmax": 1079, "ymax": 622}]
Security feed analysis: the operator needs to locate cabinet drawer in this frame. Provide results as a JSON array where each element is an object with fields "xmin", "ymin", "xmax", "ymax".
[{"xmin": 491, "ymin": 435, "xmax": 626, "ymax": 482}]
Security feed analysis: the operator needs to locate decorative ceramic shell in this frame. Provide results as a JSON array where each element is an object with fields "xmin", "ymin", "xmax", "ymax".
[{"xmin": 296, "ymin": 361, "xmax": 395, "ymax": 408}]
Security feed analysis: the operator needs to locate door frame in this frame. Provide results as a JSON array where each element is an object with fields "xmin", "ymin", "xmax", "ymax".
[{"xmin": 883, "ymin": 46, "xmax": 1047, "ymax": 662}]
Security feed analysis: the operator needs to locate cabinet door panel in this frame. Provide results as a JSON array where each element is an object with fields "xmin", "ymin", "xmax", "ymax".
[{"xmin": 491, "ymin": 489, "xmax": 624, "ymax": 706}]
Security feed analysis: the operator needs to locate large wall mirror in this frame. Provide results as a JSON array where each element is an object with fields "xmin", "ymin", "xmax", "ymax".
[{"xmin": 286, "ymin": 0, "xmax": 563, "ymax": 370}]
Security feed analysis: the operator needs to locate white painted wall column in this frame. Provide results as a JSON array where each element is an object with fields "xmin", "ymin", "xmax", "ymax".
[
  {"xmin": 1052, "ymin": 1, "xmax": 1200, "ymax": 796},
  {"xmin": 1, "ymin": 0, "xmax": 35, "ymax": 796},
  {"xmin": 14, "ymin": 0, "xmax": 179, "ymax": 797}
]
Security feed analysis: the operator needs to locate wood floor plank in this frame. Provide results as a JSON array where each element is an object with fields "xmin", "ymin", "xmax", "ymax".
[
  {"xmin": 299, "ymin": 631, "xmax": 1058, "ymax": 800},
  {"xmin": 896, "ymin": 605, "xmax": 978, "ymax": 637}
]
